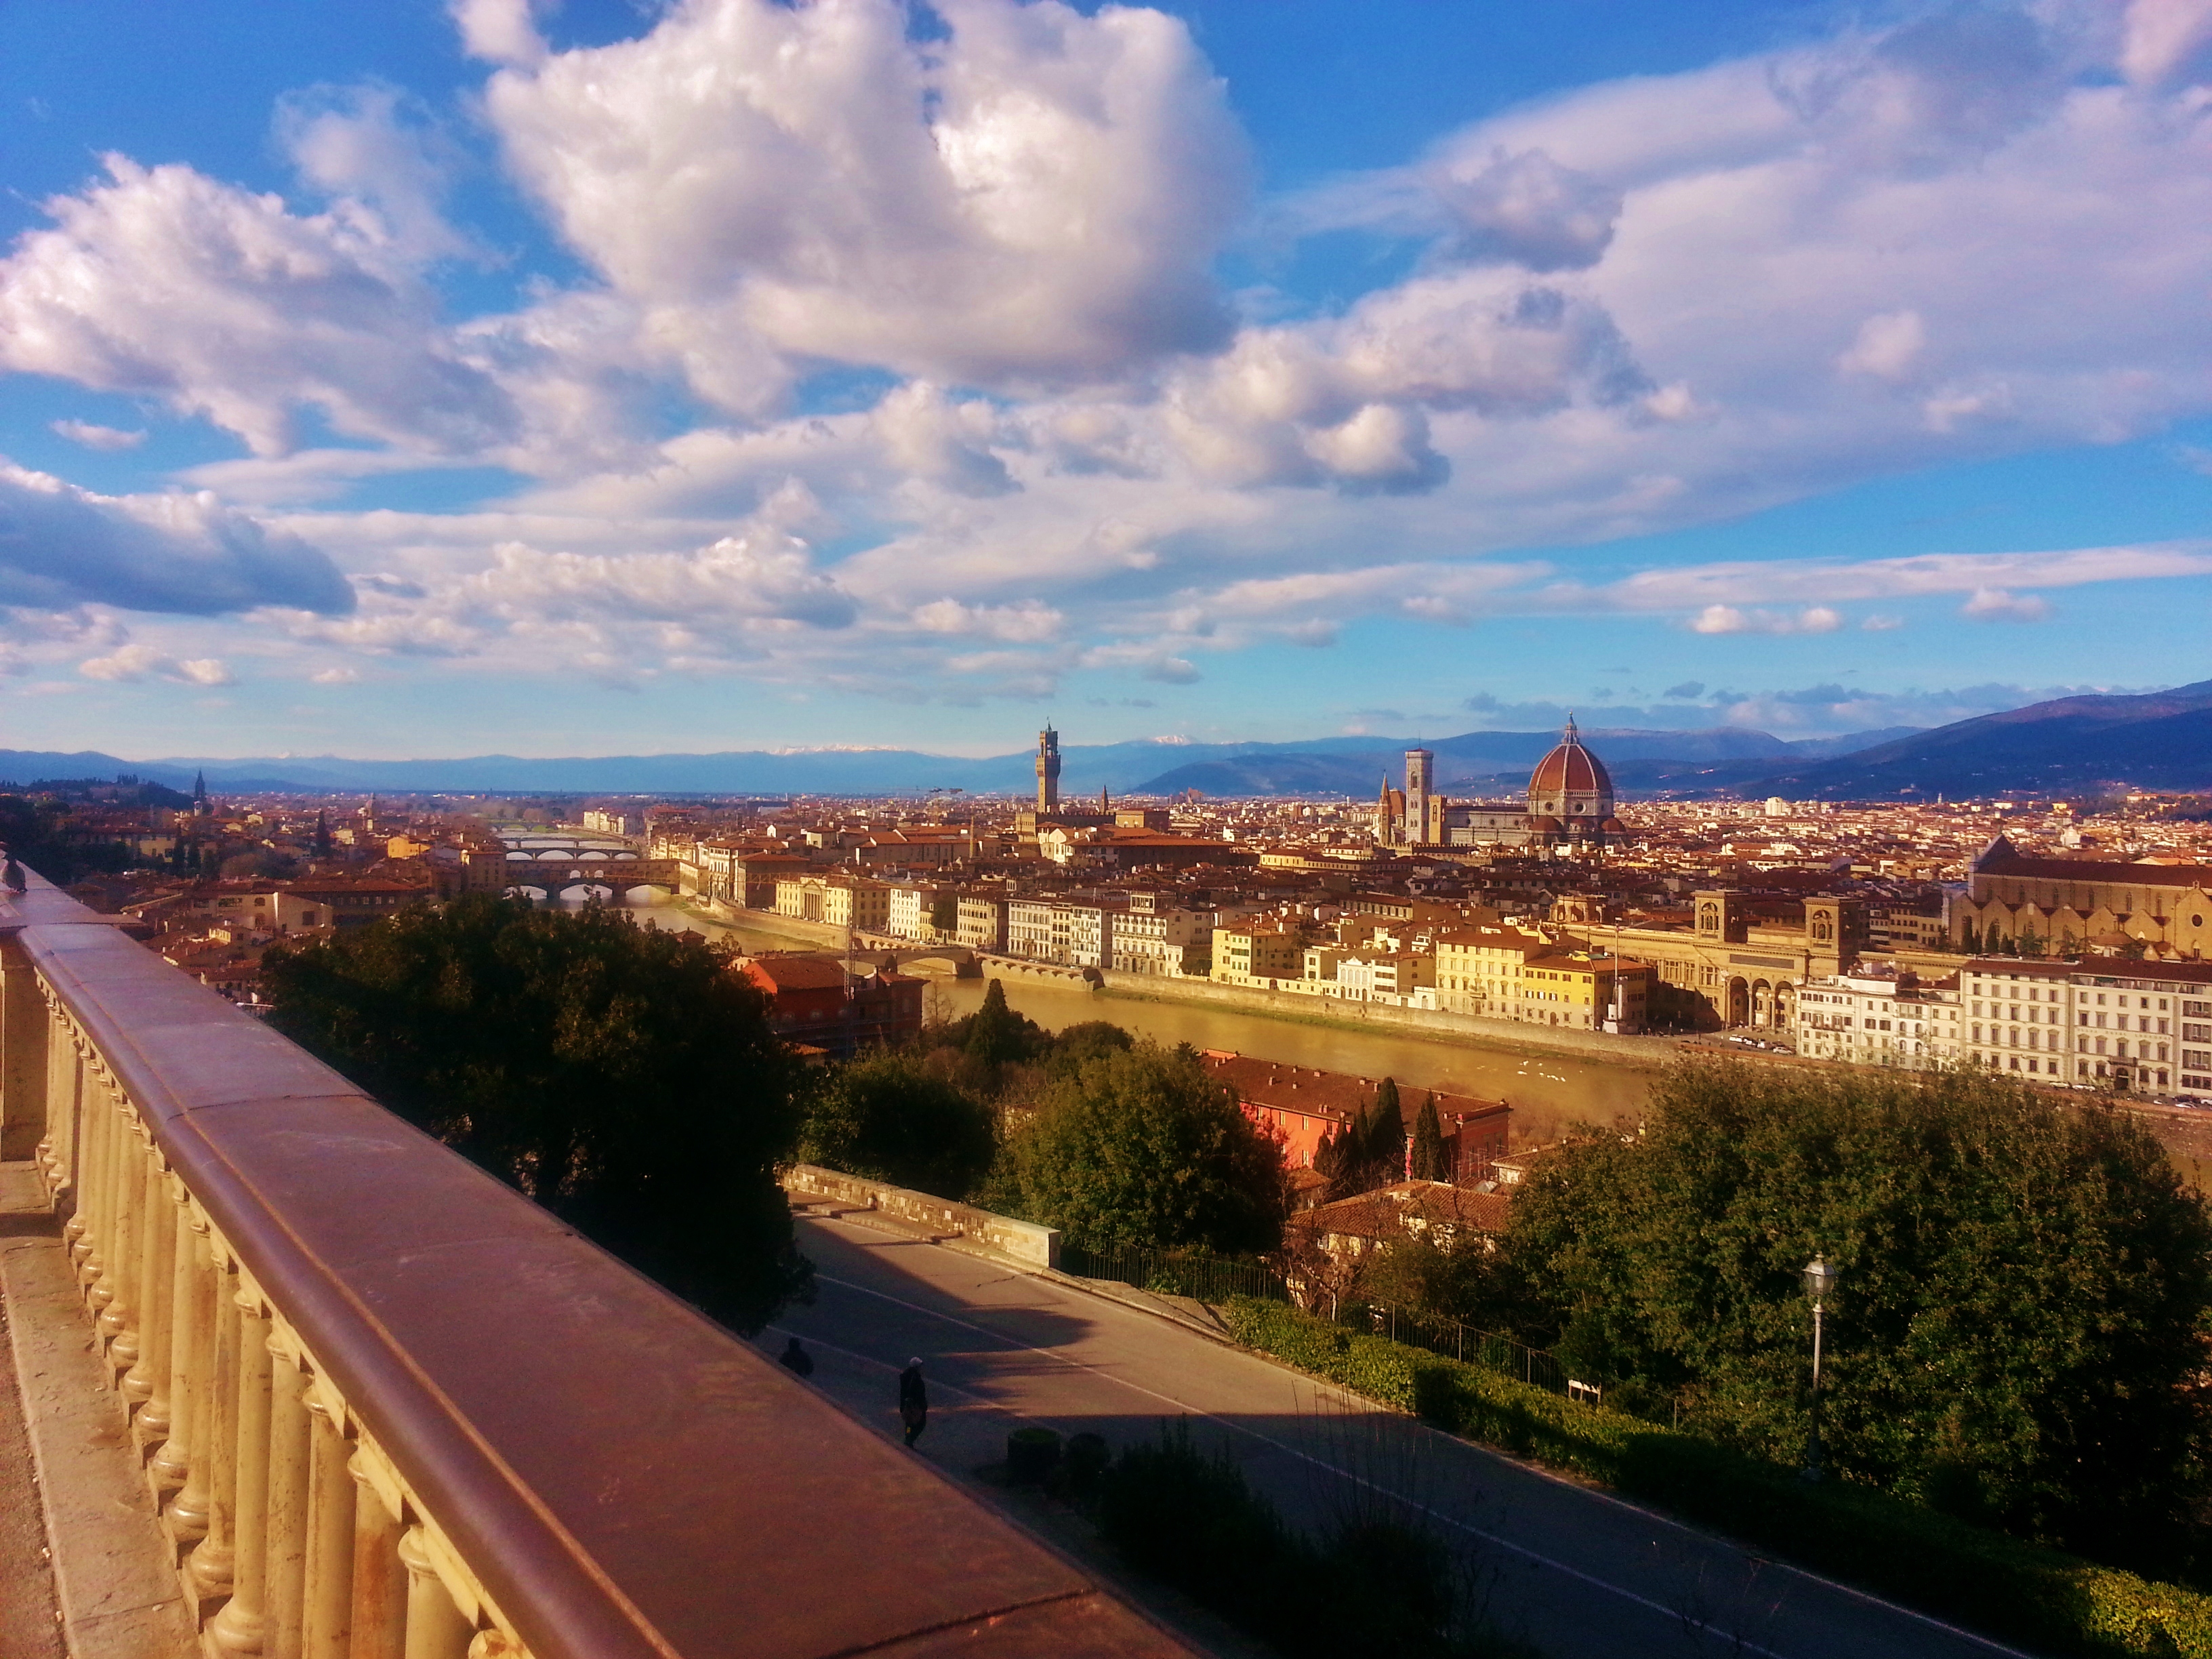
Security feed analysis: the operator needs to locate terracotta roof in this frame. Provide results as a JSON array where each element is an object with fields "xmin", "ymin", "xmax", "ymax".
[
  {"xmin": 1528, "ymin": 720, "xmax": 1612, "ymax": 798},
  {"xmin": 1975, "ymin": 853, "xmax": 2212, "ymax": 891},
  {"xmin": 1204, "ymin": 1052, "xmax": 1507, "ymax": 1128},
  {"xmin": 1292, "ymin": 1181, "xmax": 1512, "ymax": 1241},
  {"xmin": 740, "ymin": 955, "xmax": 850, "ymax": 991}
]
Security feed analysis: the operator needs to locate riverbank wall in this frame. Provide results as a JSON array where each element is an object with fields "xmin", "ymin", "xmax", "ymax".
[
  {"xmin": 681, "ymin": 898, "xmax": 1682, "ymax": 1073},
  {"xmin": 1094, "ymin": 970, "xmax": 1681, "ymax": 1072}
]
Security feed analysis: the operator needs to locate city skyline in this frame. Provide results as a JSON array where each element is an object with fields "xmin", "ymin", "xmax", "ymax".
[{"xmin": 3, "ymin": 0, "xmax": 2210, "ymax": 760}]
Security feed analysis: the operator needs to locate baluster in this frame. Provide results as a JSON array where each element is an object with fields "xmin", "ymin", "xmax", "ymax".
[
  {"xmin": 101, "ymin": 1116, "xmax": 146, "ymax": 1376},
  {"xmin": 152, "ymin": 1191, "xmax": 200, "ymax": 1494},
  {"xmin": 165, "ymin": 1210, "xmax": 219, "ymax": 1540},
  {"xmin": 73, "ymin": 1064, "xmax": 108, "ymax": 1288},
  {"xmin": 207, "ymin": 1296, "xmax": 271, "ymax": 1657},
  {"xmin": 48, "ymin": 1005, "xmax": 82, "ymax": 1214},
  {"xmin": 396, "ymin": 1530, "xmax": 472, "ymax": 1659},
  {"xmin": 301, "ymin": 1398, "xmax": 356, "ymax": 1658},
  {"xmin": 264, "ymin": 1342, "xmax": 313, "ymax": 1659},
  {"xmin": 468, "ymin": 1632, "xmax": 527, "ymax": 1658},
  {"xmin": 126, "ymin": 1149, "xmax": 173, "ymax": 1419},
  {"xmin": 187, "ymin": 1258, "xmax": 241, "ymax": 1604},
  {"xmin": 346, "ymin": 1452, "xmax": 406, "ymax": 1659}
]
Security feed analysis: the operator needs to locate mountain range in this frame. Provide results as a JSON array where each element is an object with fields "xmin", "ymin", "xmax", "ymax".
[{"xmin": 0, "ymin": 679, "xmax": 2199, "ymax": 799}]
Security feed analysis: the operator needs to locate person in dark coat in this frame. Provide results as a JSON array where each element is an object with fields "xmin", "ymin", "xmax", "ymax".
[
  {"xmin": 778, "ymin": 1336, "xmax": 814, "ymax": 1378},
  {"xmin": 899, "ymin": 1357, "xmax": 928, "ymax": 1447}
]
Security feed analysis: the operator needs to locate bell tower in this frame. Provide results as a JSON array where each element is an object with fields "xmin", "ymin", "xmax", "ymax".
[{"xmin": 1036, "ymin": 725, "xmax": 1061, "ymax": 815}]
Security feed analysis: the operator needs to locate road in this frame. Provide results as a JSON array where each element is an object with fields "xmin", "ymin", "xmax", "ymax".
[{"xmin": 756, "ymin": 1212, "xmax": 2039, "ymax": 1659}]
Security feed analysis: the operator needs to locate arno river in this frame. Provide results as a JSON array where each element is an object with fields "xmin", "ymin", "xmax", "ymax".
[{"xmin": 520, "ymin": 849, "xmax": 1653, "ymax": 1144}]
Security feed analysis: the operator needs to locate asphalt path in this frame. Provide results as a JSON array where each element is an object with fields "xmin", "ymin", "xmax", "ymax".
[{"xmin": 758, "ymin": 1213, "xmax": 2043, "ymax": 1659}]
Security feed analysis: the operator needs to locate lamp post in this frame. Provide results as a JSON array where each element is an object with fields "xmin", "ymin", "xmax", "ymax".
[{"xmin": 1801, "ymin": 1253, "xmax": 1839, "ymax": 1482}]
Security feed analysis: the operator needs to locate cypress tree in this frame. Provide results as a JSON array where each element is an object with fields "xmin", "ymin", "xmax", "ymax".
[
  {"xmin": 1367, "ymin": 1078, "xmax": 1406, "ymax": 1180},
  {"xmin": 1411, "ymin": 1092, "xmax": 1446, "ymax": 1183}
]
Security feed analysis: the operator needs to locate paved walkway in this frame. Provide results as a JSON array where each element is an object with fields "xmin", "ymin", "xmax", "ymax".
[
  {"xmin": 0, "ymin": 1164, "xmax": 195, "ymax": 1659},
  {"xmin": 763, "ymin": 1212, "xmax": 2039, "ymax": 1659}
]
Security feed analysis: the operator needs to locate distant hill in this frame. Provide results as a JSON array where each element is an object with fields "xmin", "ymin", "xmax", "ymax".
[
  {"xmin": 0, "ymin": 720, "xmax": 1927, "ymax": 800},
  {"xmin": 1133, "ymin": 726, "xmax": 1918, "ymax": 798},
  {"xmin": 1737, "ymin": 681, "xmax": 2212, "ymax": 798}
]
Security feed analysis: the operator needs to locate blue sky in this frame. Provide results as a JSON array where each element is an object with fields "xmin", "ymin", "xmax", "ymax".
[{"xmin": 1, "ymin": 0, "xmax": 2208, "ymax": 760}]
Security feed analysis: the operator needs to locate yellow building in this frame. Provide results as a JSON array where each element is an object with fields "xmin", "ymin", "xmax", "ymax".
[
  {"xmin": 1212, "ymin": 924, "xmax": 1303, "ymax": 987},
  {"xmin": 773, "ymin": 875, "xmax": 890, "ymax": 932}
]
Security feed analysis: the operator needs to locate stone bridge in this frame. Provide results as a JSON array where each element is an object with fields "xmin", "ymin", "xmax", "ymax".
[
  {"xmin": 502, "ymin": 853, "xmax": 679, "ymax": 895},
  {"xmin": 850, "ymin": 935, "xmax": 983, "ymax": 976}
]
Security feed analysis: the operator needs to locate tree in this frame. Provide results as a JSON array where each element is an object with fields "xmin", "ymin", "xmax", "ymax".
[
  {"xmin": 1016, "ymin": 1040, "xmax": 1288, "ymax": 1255},
  {"xmin": 1505, "ymin": 1061, "xmax": 2212, "ymax": 1565},
  {"xmin": 1366, "ymin": 1078, "xmax": 1407, "ymax": 1181},
  {"xmin": 1042, "ymin": 1019, "xmax": 1134, "ymax": 1078},
  {"xmin": 964, "ymin": 979, "xmax": 1042, "ymax": 1069},
  {"xmin": 1410, "ymin": 1092, "xmax": 1448, "ymax": 1183},
  {"xmin": 800, "ymin": 1052, "xmax": 997, "ymax": 1200},
  {"xmin": 928, "ymin": 890, "xmax": 959, "ymax": 935},
  {"xmin": 263, "ymin": 895, "xmax": 810, "ymax": 1334}
]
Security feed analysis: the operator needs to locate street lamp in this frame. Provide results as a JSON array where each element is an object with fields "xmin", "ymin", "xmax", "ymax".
[{"xmin": 1801, "ymin": 1253, "xmax": 1840, "ymax": 1482}]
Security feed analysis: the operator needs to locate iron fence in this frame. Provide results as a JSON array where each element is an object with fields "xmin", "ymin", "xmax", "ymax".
[
  {"xmin": 1345, "ymin": 1303, "xmax": 1582, "ymax": 1399},
  {"xmin": 1060, "ymin": 1237, "xmax": 1291, "ymax": 1304}
]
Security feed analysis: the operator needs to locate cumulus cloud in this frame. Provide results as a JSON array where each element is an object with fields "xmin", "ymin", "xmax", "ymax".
[
  {"xmin": 480, "ymin": 0, "xmax": 1248, "ymax": 398},
  {"xmin": 275, "ymin": 82, "xmax": 476, "ymax": 266},
  {"xmin": 1838, "ymin": 310, "xmax": 1926, "ymax": 381},
  {"xmin": 79, "ymin": 642, "xmax": 234, "ymax": 686},
  {"xmin": 1688, "ymin": 603, "xmax": 1845, "ymax": 635},
  {"xmin": 0, "ymin": 463, "xmax": 352, "ymax": 615},
  {"xmin": 50, "ymin": 419, "xmax": 145, "ymax": 451},
  {"xmin": 2118, "ymin": 0, "xmax": 2212, "ymax": 85},
  {"xmin": 1431, "ymin": 148, "xmax": 1622, "ymax": 271},
  {"xmin": 1960, "ymin": 586, "xmax": 2052, "ymax": 621},
  {"xmin": 911, "ymin": 598, "xmax": 1064, "ymax": 641},
  {"xmin": 0, "ymin": 158, "xmax": 512, "ymax": 456}
]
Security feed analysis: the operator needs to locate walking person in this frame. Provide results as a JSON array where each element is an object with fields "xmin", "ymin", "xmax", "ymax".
[
  {"xmin": 898, "ymin": 1357, "xmax": 928, "ymax": 1448},
  {"xmin": 778, "ymin": 1336, "xmax": 814, "ymax": 1378}
]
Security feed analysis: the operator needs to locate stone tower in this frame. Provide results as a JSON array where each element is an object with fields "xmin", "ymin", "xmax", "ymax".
[{"xmin": 1036, "ymin": 725, "xmax": 1061, "ymax": 814}]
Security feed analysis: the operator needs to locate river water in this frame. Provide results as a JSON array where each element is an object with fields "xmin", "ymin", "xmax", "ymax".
[{"xmin": 525, "ymin": 855, "xmax": 1651, "ymax": 1146}]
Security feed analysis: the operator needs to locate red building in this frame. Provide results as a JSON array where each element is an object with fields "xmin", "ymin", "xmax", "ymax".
[
  {"xmin": 736, "ymin": 954, "xmax": 924, "ymax": 1058},
  {"xmin": 1202, "ymin": 1050, "xmax": 1511, "ymax": 1184}
]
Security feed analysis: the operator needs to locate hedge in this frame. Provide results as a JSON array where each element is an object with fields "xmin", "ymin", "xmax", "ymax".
[{"xmin": 1224, "ymin": 1298, "xmax": 2212, "ymax": 1659}]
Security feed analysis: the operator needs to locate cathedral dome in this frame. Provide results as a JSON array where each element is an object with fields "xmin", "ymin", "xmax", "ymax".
[{"xmin": 1526, "ymin": 717, "xmax": 1615, "ymax": 823}]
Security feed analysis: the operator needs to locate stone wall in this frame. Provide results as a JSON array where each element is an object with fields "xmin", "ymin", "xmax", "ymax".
[{"xmin": 782, "ymin": 1164, "xmax": 1061, "ymax": 1270}]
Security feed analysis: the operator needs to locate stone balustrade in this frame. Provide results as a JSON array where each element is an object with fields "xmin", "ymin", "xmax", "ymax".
[
  {"xmin": 781, "ymin": 1164, "xmax": 1061, "ymax": 1269},
  {"xmin": 0, "ymin": 874, "xmax": 1184, "ymax": 1659}
]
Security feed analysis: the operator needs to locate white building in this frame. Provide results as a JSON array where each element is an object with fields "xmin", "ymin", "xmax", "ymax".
[
  {"xmin": 1956, "ymin": 957, "xmax": 2212, "ymax": 1101},
  {"xmin": 1109, "ymin": 891, "xmax": 1212, "ymax": 976},
  {"xmin": 1798, "ymin": 965, "xmax": 1960, "ymax": 1070}
]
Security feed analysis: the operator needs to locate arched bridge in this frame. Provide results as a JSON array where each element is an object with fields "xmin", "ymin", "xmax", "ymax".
[
  {"xmin": 503, "ymin": 853, "xmax": 680, "ymax": 895},
  {"xmin": 851, "ymin": 935, "xmax": 983, "ymax": 976}
]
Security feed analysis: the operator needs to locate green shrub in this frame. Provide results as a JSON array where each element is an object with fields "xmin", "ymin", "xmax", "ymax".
[{"xmin": 1225, "ymin": 1299, "xmax": 2212, "ymax": 1659}]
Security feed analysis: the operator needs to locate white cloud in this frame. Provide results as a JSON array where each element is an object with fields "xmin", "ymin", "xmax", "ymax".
[
  {"xmin": 1960, "ymin": 586, "xmax": 2052, "ymax": 621},
  {"xmin": 2120, "ymin": 0, "xmax": 2212, "ymax": 85},
  {"xmin": 1837, "ymin": 310, "xmax": 1926, "ymax": 381},
  {"xmin": 0, "ymin": 158, "xmax": 512, "ymax": 457},
  {"xmin": 49, "ymin": 419, "xmax": 145, "ymax": 451},
  {"xmin": 480, "ymin": 0, "xmax": 1248, "ymax": 399},
  {"xmin": 910, "ymin": 598, "xmax": 1065, "ymax": 641},
  {"xmin": 450, "ymin": 0, "xmax": 548, "ymax": 68},
  {"xmin": 0, "ymin": 462, "xmax": 352, "ymax": 614},
  {"xmin": 1688, "ymin": 603, "xmax": 1845, "ymax": 635},
  {"xmin": 79, "ymin": 642, "xmax": 235, "ymax": 686}
]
